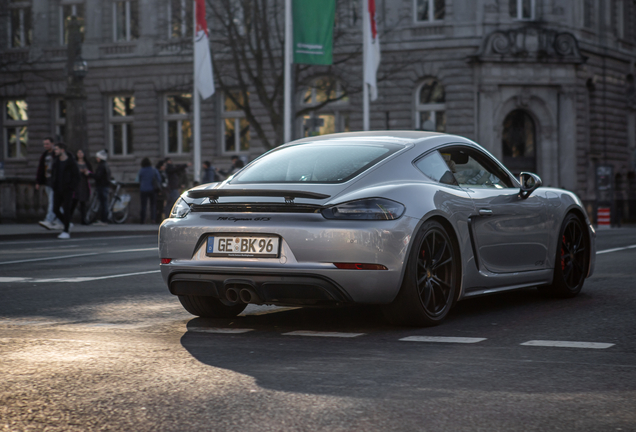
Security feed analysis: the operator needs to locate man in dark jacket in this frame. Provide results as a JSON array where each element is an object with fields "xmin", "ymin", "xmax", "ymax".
[
  {"xmin": 36, "ymin": 137, "xmax": 62, "ymax": 230},
  {"xmin": 164, "ymin": 158, "xmax": 191, "ymax": 216},
  {"xmin": 91, "ymin": 150, "xmax": 111, "ymax": 226},
  {"xmin": 201, "ymin": 161, "xmax": 217, "ymax": 184},
  {"xmin": 51, "ymin": 143, "xmax": 80, "ymax": 239}
]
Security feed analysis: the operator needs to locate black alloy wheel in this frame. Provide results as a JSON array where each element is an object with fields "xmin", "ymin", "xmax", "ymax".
[
  {"xmin": 539, "ymin": 213, "xmax": 588, "ymax": 298},
  {"xmin": 560, "ymin": 217, "xmax": 587, "ymax": 290},
  {"xmin": 383, "ymin": 220, "xmax": 458, "ymax": 326},
  {"xmin": 417, "ymin": 227, "xmax": 455, "ymax": 317}
]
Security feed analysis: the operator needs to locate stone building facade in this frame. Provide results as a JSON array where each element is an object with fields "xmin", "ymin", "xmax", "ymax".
[{"xmin": 1, "ymin": 0, "xmax": 635, "ymax": 222}]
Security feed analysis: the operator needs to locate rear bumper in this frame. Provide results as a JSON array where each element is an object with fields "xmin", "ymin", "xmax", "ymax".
[{"xmin": 167, "ymin": 271, "xmax": 351, "ymax": 306}]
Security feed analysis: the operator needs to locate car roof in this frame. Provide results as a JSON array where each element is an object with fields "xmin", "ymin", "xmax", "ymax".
[{"xmin": 288, "ymin": 131, "xmax": 451, "ymax": 147}]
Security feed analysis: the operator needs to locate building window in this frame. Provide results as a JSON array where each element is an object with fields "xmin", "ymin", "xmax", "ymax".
[
  {"xmin": 113, "ymin": 0, "xmax": 139, "ymax": 42},
  {"xmin": 9, "ymin": 4, "xmax": 32, "ymax": 48},
  {"xmin": 165, "ymin": 94, "xmax": 192, "ymax": 154},
  {"xmin": 60, "ymin": 2, "xmax": 85, "ymax": 45},
  {"xmin": 168, "ymin": 0, "xmax": 192, "ymax": 39},
  {"xmin": 415, "ymin": 78, "xmax": 445, "ymax": 132},
  {"xmin": 4, "ymin": 100, "xmax": 28, "ymax": 159},
  {"xmin": 502, "ymin": 109, "xmax": 536, "ymax": 174},
  {"xmin": 509, "ymin": 0, "xmax": 535, "ymax": 20},
  {"xmin": 109, "ymin": 96, "xmax": 134, "ymax": 156},
  {"xmin": 55, "ymin": 98, "xmax": 66, "ymax": 141},
  {"xmin": 301, "ymin": 77, "xmax": 350, "ymax": 137},
  {"xmin": 415, "ymin": 0, "xmax": 445, "ymax": 23},
  {"xmin": 222, "ymin": 92, "xmax": 250, "ymax": 154}
]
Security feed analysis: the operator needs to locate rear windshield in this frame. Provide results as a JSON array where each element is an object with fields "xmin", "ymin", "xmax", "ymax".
[{"xmin": 231, "ymin": 141, "xmax": 403, "ymax": 184}]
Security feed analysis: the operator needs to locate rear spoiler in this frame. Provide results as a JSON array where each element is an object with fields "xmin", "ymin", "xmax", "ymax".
[{"xmin": 187, "ymin": 189, "xmax": 330, "ymax": 202}]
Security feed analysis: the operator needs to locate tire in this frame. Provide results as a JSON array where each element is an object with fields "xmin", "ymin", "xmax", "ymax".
[
  {"xmin": 538, "ymin": 213, "xmax": 589, "ymax": 298},
  {"xmin": 84, "ymin": 197, "xmax": 100, "ymax": 224},
  {"xmin": 178, "ymin": 295, "xmax": 247, "ymax": 318},
  {"xmin": 383, "ymin": 220, "xmax": 459, "ymax": 327},
  {"xmin": 110, "ymin": 205, "xmax": 129, "ymax": 224}
]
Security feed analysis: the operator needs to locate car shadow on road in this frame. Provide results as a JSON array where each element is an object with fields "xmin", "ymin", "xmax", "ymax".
[{"xmin": 178, "ymin": 288, "xmax": 611, "ymax": 400}]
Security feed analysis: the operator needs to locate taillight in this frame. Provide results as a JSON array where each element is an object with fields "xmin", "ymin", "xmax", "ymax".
[
  {"xmin": 161, "ymin": 258, "xmax": 172, "ymax": 264},
  {"xmin": 333, "ymin": 263, "xmax": 387, "ymax": 270}
]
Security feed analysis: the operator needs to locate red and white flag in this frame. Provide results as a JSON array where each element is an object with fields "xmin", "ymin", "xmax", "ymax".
[
  {"xmin": 194, "ymin": 0, "xmax": 215, "ymax": 99},
  {"xmin": 363, "ymin": 0, "xmax": 380, "ymax": 101}
]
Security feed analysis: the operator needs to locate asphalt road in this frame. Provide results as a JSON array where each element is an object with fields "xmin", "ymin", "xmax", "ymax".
[{"xmin": 0, "ymin": 229, "xmax": 635, "ymax": 431}]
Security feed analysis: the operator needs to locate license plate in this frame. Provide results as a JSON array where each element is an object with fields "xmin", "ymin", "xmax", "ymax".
[{"xmin": 206, "ymin": 235, "xmax": 280, "ymax": 258}]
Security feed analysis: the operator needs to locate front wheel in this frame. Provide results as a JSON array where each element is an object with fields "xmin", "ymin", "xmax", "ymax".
[
  {"xmin": 178, "ymin": 295, "xmax": 247, "ymax": 318},
  {"xmin": 84, "ymin": 196, "xmax": 100, "ymax": 224},
  {"xmin": 383, "ymin": 220, "xmax": 459, "ymax": 327},
  {"xmin": 538, "ymin": 213, "xmax": 589, "ymax": 298}
]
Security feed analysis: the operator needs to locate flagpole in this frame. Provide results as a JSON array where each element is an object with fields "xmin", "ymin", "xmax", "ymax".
[
  {"xmin": 284, "ymin": 0, "xmax": 292, "ymax": 142},
  {"xmin": 193, "ymin": 0, "xmax": 201, "ymax": 183},
  {"xmin": 362, "ymin": 0, "xmax": 369, "ymax": 131}
]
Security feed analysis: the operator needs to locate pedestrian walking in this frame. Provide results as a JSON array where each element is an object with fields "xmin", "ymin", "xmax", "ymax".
[
  {"xmin": 51, "ymin": 143, "xmax": 80, "ymax": 239},
  {"xmin": 70, "ymin": 149, "xmax": 93, "ymax": 225},
  {"xmin": 91, "ymin": 150, "xmax": 111, "ymax": 226},
  {"xmin": 164, "ymin": 157, "xmax": 191, "ymax": 216},
  {"xmin": 137, "ymin": 157, "xmax": 162, "ymax": 224},
  {"xmin": 36, "ymin": 137, "xmax": 62, "ymax": 230},
  {"xmin": 201, "ymin": 160, "xmax": 217, "ymax": 183}
]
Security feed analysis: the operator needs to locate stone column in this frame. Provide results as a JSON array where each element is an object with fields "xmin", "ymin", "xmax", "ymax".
[
  {"xmin": 558, "ymin": 86, "xmax": 578, "ymax": 191},
  {"xmin": 64, "ymin": 16, "xmax": 89, "ymax": 155}
]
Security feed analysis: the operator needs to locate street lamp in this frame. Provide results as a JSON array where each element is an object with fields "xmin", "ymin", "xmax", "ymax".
[
  {"xmin": 64, "ymin": 16, "xmax": 88, "ymax": 154},
  {"xmin": 72, "ymin": 57, "xmax": 88, "ymax": 79}
]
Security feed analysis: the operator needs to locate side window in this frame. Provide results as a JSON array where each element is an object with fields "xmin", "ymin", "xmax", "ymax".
[
  {"xmin": 414, "ymin": 151, "xmax": 458, "ymax": 186},
  {"xmin": 440, "ymin": 147, "xmax": 514, "ymax": 189}
]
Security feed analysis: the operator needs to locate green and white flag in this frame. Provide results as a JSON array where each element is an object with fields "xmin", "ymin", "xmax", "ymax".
[{"xmin": 292, "ymin": 0, "xmax": 335, "ymax": 65}]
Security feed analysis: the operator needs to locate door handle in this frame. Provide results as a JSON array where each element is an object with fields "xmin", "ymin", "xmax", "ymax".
[{"xmin": 478, "ymin": 209, "xmax": 493, "ymax": 216}]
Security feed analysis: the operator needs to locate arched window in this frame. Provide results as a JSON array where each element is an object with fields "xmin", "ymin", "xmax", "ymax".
[
  {"xmin": 301, "ymin": 77, "xmax": 349, "ymax": 137},
  {"xmin": 415, "ymin": 78, "xmax": 445, "ymax": 132},
  {"xmin": 502, "ymin": 109, "xmax": 536, "ymax": 174}
]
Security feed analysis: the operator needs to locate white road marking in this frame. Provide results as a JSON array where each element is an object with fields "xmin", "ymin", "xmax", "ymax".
[
  {"xmin": 0, "ymin": 270, "xmax": 160, "ymax": 283},
  {"xmin": 400, "ymin": 336, "xmax": 487, "ymax": 344},
  {"xmin": 0, "ymin": 247, "xmax": 158, "ymax": 265},
  {"xmin": 108, "ymin": 248, "xmax": 157, "ymax": 253},
  {"xmin": 240, "ymin": 306, "xmax": 301, "ymax": 316},
  {"xmin": 188, "ymin": 327, "xmax": 254, "ymax": 334},
  {"xmin": 597, "ymin": 244, "xmax": 636, "ymax": 254},
  {"xmin": 0, "ymin": 320, "xmax": 62, "ymax": 326},
  {"xmin": 282, "ymin": 331, "xmax": 364, "ymax": 338},
  {"xmin": 0, "ymin": 252, "xmax": 100, "ymax": 265},
  {"xmin": 521, "ymin": 340, "xmax": 615, "ymax": 349}
]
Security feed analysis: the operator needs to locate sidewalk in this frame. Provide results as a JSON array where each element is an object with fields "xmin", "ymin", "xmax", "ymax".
[{"xmin": 0, "ymin": 222, "xmax": 160, "ymax": 240}]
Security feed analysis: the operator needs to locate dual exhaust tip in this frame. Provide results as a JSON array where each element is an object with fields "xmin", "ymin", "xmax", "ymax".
[{"xmin": 225, "ymin": 285, "xmax": 261, "ymax": 305}]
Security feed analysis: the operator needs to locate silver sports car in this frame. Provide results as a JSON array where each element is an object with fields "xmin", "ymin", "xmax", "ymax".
[{"xmin": 159, "ymin": 131, "xmax": 596, "ymax": 326}]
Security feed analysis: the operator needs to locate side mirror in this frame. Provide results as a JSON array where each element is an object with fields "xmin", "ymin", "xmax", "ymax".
[{"xmin": 519, "ymin": 172, "xmax": 542, "ymax": 199}]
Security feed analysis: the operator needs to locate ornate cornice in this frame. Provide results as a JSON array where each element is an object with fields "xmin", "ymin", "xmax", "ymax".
[{"xmin": 470, "ymin": 25, "xmax": 587, "ymax": 64}]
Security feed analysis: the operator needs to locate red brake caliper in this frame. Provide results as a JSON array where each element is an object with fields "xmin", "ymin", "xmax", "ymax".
[{"xmin": 561, "ymin": 235, "xmax": 566, "ymax": 270}]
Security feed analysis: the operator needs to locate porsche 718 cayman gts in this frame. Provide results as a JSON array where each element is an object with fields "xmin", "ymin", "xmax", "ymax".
[{"xmin": 159, "ymin": 131, "xmax": 596, "ymax": 326}]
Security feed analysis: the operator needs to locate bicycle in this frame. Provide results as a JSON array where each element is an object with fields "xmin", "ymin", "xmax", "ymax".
[{"xmin": 84, "ymin": 179, "xmax": 131, "ymax": 224}]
